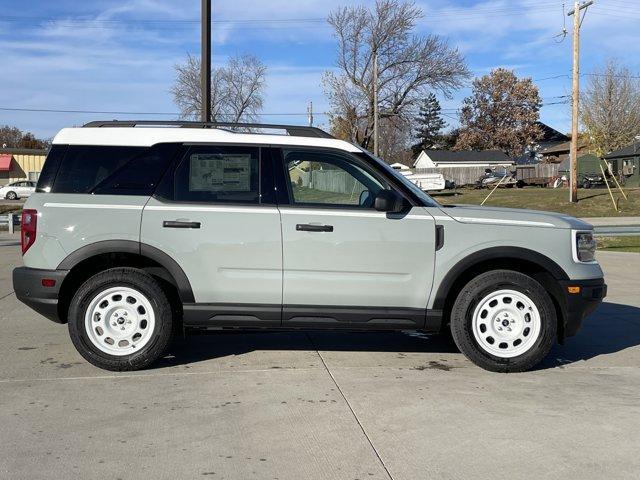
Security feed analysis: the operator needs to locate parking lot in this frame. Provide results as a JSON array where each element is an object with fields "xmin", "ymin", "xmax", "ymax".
[{"xmin": 1, "ymin": 232, "xmax": 639, "ymax": 480}]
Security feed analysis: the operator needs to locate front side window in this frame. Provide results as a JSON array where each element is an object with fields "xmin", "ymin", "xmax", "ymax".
[
  {"xmin": 283, "ymin": 149, "xmax": 387, "ymax": 208},
  {"xmin": 162, "ymin": 145, "xmax": 260, "ymax": 204}
]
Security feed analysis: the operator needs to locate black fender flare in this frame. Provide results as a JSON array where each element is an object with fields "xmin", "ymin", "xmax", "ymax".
[
  {"xmin": 431, "ymin": 246, "xmax": 569, "ymax": 310},
  {"xmin": 57, "ymin": 240, "xmax": 195, "ymax": 303}
]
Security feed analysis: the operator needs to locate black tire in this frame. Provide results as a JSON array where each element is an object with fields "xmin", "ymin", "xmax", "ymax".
[
  {"xmin": 450, "ymin": 270, "xmax": 557, "ymax": 373},
  {"xmin": 583, "ymin": 181, "xmax": 591, "ymax": 189},
  {"xmin": 68, "ymin": 268, "xmax": 174, "ymax": 371},
  {"xmin": 6, "ymin": 191, "xmax": 17, "ymax": 200}
]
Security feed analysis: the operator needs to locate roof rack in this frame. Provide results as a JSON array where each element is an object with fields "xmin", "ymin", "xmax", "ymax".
[{"xmin": 82, "ymin": 120, "xmax": 334, "ymax": 139}]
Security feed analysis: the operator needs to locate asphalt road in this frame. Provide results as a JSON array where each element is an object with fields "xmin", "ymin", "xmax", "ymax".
[{"xmin": 1, "ymin": 234, "xmax": 639, "ymax": 480}]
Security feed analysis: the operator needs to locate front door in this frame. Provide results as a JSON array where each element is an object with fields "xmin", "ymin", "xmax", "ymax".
[
  {"xmin": 141, "ymin": 144, "xmax": 282, "ymax": 326},
  {"xmin": 276, "ymin": 147, "xmax": 436, "ymax": 329}
]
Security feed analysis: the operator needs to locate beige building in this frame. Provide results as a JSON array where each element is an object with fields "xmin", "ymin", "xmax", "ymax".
[{"xmin": 0, "ymin": 148, "xmax": 47, "ymax": 186}]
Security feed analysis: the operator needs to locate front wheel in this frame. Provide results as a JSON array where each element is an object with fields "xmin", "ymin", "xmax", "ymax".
[
  {"xmin": 450, "ymin": 270, "xmax": 557, "ymax": 372},
  {"xmin": 68, "ymin": 268, "xmax": 174, "ymax": 371},
  {"xmin": 5, "ymin": 191, "xmax": 17, "ymax": 200}
]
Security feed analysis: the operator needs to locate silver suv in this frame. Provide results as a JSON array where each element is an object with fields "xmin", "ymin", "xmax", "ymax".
[{"xmin": 13, "ymin": 121, "xmax": 606, "ymax": 372}]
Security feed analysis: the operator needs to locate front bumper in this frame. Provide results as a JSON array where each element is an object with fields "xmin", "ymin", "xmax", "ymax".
[
  {"xmin": 13, "ymin": 267, "xmax": 68, "ymax": 323},
  {"xmin": 559, "ymin": 278, "xmax": 607, "ymax": 338}
]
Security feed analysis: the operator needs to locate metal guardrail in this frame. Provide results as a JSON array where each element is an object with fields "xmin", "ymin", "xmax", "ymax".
[{"xmin": 593, "ymin": 226, "xmax": 640, "ymax": 237}]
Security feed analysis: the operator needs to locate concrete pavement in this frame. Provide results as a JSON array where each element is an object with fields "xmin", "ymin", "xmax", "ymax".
[
  {"xmin": 581, "ymin": 216, "xmax": 640, "ymax": 227},
  {"xmin": 0, "ymin": 239, "xmax": 639, "ymax": 479}
]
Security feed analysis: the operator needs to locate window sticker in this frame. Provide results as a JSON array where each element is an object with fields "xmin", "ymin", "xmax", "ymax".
[{"xmin": 189, "ymin": 154, "xmax": 252, "ymax": 192}]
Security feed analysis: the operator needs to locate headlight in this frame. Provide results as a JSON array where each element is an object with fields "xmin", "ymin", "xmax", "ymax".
[{"xmin": 575, "ymin": 231, "xmax": 596, "ymax": 262}]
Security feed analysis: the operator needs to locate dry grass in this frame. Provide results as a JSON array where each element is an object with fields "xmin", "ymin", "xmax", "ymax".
[{"xmin": 597, "ymin": 236, "xmax": 640, "ymax": 253}]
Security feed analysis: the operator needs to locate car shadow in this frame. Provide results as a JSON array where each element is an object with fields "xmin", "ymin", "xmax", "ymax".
[
  {"xmin": 539, "ymin": 301, "xmax": 640, "ymax": 369},
  {"xmin": 155, "ymin": 329, "xmax": 459, "ymax": 369},
  {"xmin": 154, "ymin": 302, "xmax": 639, "ymax": 371}
]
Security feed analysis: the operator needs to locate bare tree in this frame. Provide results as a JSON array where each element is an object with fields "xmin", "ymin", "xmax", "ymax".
[
  {"xmin": 581, "ymin": 60, "xmax": 640, "ymax": 156},
  {"xmin": 0, "ymin": 125, "xmax": 49, "ymax": 149},
  {"xmin": 454, "ymin": 69, "xmax": 542, "ymax": 157},
  {"xmin": 323, "ymin": 0, "xmax": 469, "ymax": 152},
  {"xmin": 171, "ymin": 54, "xmax": 267, "ymax": 123}
]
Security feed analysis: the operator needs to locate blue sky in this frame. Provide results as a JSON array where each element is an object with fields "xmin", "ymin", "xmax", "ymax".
[{"xmin": 1, "ymin": 0, "xmax": 638, "ymax": 140}]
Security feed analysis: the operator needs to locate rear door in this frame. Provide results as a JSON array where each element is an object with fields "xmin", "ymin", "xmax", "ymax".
[
  {"xmin": 141, "ymin": 144, "xmax": 282, "ymax": 327},
  {"xmin": 23, "ymin": 181, "xmax": 36, "ymax": 197},
  {"xmin": 275, "ymin": 147, "xmax": 436, "ymax": 329},
  {"xmin": 15, "ymin": 182, "xmax": 29, "ymax": 197}
]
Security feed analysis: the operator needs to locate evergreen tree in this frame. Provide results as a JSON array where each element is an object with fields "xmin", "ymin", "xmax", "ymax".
[{"xmin": 412, "ymin": 93, "xmax": 447, "ymax": 155}]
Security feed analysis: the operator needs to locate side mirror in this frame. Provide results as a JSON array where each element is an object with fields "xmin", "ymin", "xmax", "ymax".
[{"xmin": 374, "ymin": 189, "xmax": 405, "ymax": 213}]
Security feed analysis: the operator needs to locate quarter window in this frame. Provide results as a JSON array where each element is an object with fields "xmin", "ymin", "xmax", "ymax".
[
  {"xmin": 48, "ymin": 144, "xmax": 178, "ymax": 195},
  {"xmin": 283, "ymin": 149, "xmax": 387, "ymax": 208}
]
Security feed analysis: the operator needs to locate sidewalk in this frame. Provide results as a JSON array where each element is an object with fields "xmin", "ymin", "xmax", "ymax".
[{"xmin": 581, "ymin": 217, "xmax": 640, "ymax": 227}]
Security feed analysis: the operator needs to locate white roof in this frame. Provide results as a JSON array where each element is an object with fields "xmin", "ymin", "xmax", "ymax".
[
  {"xmin": 52, "ymin": 127, "xmax": 362, "ymax": 153},
  {"xmin": 390, "ymin": 162, "xmax": 410, "ymax": 170}
]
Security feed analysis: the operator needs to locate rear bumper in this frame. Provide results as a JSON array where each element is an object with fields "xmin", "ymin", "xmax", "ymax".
[
  {"xmin": 13, "ymin": 267, "xmax": 68, "ymax": 323},
  {"xmin": 559, "ymin": 278, "xmax": 607, "ymax": 338}
]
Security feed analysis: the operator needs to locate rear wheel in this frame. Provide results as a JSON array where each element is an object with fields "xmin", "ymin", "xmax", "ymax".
[
  {"xmin": 68, "ymin": 268, "xmax": 174, "ymax": 371},
  {"xmin": 450, "ymin": 270, "xmax": 556, "ymax": 372},
  {"xmin": 5, "ymin": 191, "xmax": 17, "ymax": 200}
]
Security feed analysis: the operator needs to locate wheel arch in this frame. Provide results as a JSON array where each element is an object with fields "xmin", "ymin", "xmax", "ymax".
[
  {"xmin": 56, "ymin": 240, "xmax": 194, "ymax": 323},
  {"xmin": 432, "ymin": 247, "xmax": 568, "ymax": 338}
]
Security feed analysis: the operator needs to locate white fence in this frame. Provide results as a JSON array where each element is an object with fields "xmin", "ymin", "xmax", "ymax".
[
  {"xmin": 298, "ymin": 169, "xmax": 367, "ymax": 196},
  {"xmin": 413, "ymin": 163, "xmax": 561, "ymax": 186}
]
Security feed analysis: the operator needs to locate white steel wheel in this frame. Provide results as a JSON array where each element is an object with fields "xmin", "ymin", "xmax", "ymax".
[
  {"xmin": 84, "ymin": 286, "xmax": 156, "ymax": 356},
  {"xmin": 471, "ymin": 289, "xmax": 542, "ymax": 358}
]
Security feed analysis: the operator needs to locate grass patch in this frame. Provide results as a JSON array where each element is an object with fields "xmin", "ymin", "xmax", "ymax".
[
  {"xmin": 434, "ymin": 187, "xmax": 640, "ymax": 217},
  {"xmin": 291, "ymin": 185, "xmax": 362, "ymax": 205},
  {"xmin": 597, "ymin": 236, "xmax": 640, "ymax": 253},
  {"xmin": 0, "ymin": 205, "xmax": 22, "ymax": 215}
]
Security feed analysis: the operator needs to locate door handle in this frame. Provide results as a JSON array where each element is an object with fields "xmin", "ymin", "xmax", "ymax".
[
  {"xmin": 296, "ymin": 224, "xmax": 333, "ymax": 232},
  {"xmin": 163, "ymin": 220, "xmax": 201, "ymax": 229}
]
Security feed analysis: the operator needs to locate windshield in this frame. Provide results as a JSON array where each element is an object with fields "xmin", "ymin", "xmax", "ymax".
[{"xmin": 355, "ymin": 148, "xmax": 441, "ymax": 208}]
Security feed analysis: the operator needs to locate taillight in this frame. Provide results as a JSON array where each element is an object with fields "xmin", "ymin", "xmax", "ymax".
[{"xmin": 21, "ymin": 209, "xmax": 37, "ymax": 254}]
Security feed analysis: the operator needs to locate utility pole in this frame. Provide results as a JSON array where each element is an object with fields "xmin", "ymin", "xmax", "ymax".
[
  {"xmin": 568, "ymin": 0, "xmax": 594, "ymax": 202},
  {"xmin": 307, "ymin": 101, "xmax": 314, "ymax": 127},
  {"xmin": 201, "ymin": 0, "xmax": 212, "ymax": 123},
  {"xmin": 373, "ymin": 52, "xmax": 379, "ymax": 157}
]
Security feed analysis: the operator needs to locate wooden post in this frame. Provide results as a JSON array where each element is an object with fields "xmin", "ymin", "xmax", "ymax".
[
  {"xmin": 569, "ymin": 0, "xmax": 581, "ymax": 203},
  {"xmin": 201, "ymin": 0, "xmax": 212, "ymax": 123}
]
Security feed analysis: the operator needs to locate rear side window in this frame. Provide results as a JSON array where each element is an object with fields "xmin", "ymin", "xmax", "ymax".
[
  {"xmin": 157, "ymin": 145, "xmax": 261, "ymax": 204},
  {"xmin": 91, "ymin": 144, "xmax": 179, "ymax": 195},
  {"xmin": 36, "ymin": 145, "xmax": 67, "ymax": 193},
  {"xmin": 50, "ymin": 144, "xmax": 178, "ymax": 195}
]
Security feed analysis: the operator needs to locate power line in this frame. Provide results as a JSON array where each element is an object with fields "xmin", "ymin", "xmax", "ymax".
[
  {"xmin": 0, "ymin": 99, "xmax": 571, "ymax": 117},
  {"xmin": 0, "ymin": 107, "xmax": 333, "ymax": 116}
]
